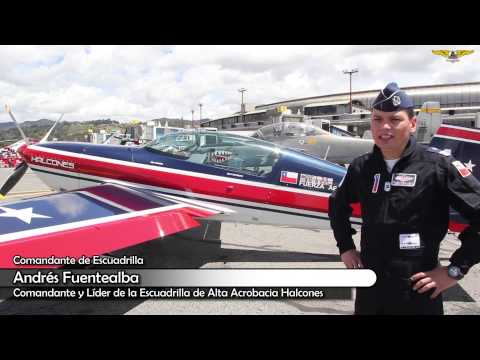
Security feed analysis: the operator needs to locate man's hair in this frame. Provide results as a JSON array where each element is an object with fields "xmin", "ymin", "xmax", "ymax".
[{"xmin": 405, "ymin": 108, "xmax": 415, "ymax": 119}]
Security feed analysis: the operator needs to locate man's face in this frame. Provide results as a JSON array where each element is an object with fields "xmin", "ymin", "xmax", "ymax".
[{"xmin": 371, "ymin": 109, "xmax": 417, "ymax": 155}]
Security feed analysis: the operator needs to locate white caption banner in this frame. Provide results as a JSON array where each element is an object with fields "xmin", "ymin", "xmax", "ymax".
[{"xmin": 139, "ymin": 269, "xmax": 377, "ymax": 287}]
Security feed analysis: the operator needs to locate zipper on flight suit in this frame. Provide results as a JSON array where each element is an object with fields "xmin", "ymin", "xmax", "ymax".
[{"xmin": 382, "ymin": 159, "xmax": 402, "ymax": 224}]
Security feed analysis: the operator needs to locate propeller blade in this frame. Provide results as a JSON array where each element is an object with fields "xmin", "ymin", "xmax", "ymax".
[
  {"xmin": 5, "ymin": 105, "xmax": 29, "ymax": 146},
  {"xmin": 0, "ymin": 161, "xmax": 28, "ymax": 198},
  {"xmin": 40, "ymin": 113, "xmax": 64, "ymax": 143}
]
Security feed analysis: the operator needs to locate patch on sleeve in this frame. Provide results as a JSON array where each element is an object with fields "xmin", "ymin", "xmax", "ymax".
[{"xmin": 452, "ymin": 160, "xmax": 472, "ymax": 178}]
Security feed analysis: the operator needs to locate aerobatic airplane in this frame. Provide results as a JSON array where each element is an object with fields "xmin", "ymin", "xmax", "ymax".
[
  {"xmin": 0, "ymin": 106, "xmax": 477, "ymax": 268},
  {"xmin": 0, "ymin": 106, "xmax": 352, "ymax": 268}
]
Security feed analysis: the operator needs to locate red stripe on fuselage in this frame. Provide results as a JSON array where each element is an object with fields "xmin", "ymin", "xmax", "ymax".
[
  {"xmin": 350, "ymin": 203, "xmax": 361, "ymax": 218},
  {"xmin": 437, "ymin": 126, "xmax": 480, "ymax": 142},
  {"xmin": 23, "ymin": 146, "xmax": 332, "ymax": 215}
]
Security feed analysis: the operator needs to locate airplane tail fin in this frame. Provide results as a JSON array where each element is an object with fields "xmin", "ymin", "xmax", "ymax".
[
  {"xmin": 414, "ymin": 101, "xmax": 442, "ymax": 144},
  {"xmin": 429, "ymin": 123, "xmax": 480, "ymax": 180},
  {"xmin": 429, "ymin": 122, "xmax": 480, "ymax": 232}
]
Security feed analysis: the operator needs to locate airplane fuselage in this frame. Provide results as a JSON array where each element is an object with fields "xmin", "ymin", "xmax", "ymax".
[{"xmin": 19, "ymin": 140, "xmax": 358, "ymax": 230}]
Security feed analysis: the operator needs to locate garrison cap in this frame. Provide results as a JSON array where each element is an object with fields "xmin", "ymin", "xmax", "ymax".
[{"xmin": 372, "ymin": 82, "xmax": 414, "ymax": 112}]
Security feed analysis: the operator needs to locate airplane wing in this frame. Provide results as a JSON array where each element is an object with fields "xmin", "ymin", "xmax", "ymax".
[
  {"xmin": 455, "ymin": 50, "xmax": 474, "ymax": 57},
  {"xmin": 0, "ymin": 183, "xmax": 230, "ymax": 268},
  {"xmin": 432, "ymin": 50, "xmax": 450, "ymax": 58}
]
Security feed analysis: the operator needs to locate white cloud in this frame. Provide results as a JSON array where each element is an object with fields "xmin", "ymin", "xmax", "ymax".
[{"xmin": 0, "ymin": 45, "xmax": 478, "ymax": 124}]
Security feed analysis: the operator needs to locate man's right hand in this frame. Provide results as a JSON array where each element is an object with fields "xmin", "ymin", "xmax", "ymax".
[{"xmin": 341, "ymin": 249, "xmax": 363, "ymax": 269}]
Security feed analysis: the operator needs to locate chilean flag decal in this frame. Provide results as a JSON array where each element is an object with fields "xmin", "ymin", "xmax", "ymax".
[{"xmin": 280, "ymin": 171, "xmax": 298, "ymax": 185}]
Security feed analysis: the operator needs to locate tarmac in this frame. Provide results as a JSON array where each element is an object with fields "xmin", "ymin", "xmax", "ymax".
[{"xmin": 0, "ymin": 168, "xmax": 479, "ymax": 315}]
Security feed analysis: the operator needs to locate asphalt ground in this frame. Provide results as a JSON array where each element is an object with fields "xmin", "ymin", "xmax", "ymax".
[
  {"xmin": 0, "ymin": 168, "xmax": 54, "ymax": 199},
  {"xmin": 0, "ymin": 168, "xmax": 479, "ymax": 315}
]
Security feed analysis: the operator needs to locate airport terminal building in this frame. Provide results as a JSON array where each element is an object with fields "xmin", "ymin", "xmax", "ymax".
[{"xmin": 200, "ymin": 82, "xmax": 480, "ymax": 136}]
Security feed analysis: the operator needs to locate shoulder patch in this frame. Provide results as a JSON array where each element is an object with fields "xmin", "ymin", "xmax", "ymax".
[{"xmin": 452, "ymin": 160, "xmax": 472, "ymax": 178}]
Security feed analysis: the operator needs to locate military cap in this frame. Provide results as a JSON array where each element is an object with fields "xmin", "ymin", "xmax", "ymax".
[{"xmin": 372, "ymin": 82, "xmax": 414, "ymax": 112}]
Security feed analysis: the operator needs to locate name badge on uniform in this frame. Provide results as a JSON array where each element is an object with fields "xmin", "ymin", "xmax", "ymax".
[
  {"xmin": 391, "ymin": 173, "xmax": 417, "ymax": 187},
  {"xmin": 399, "ymin": 233, "xmax": 421, "ymax": 250}
]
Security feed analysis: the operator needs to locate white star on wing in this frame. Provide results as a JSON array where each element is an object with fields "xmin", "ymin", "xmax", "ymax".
[
  {"xmin": 0, "ymin": 206, "xmax": 51, "ymax": 224},
  {"xmin": 465, "ymin": 160, "xmax": 476, "ymax": 172}
]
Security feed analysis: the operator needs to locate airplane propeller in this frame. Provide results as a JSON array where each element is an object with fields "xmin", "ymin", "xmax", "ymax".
[
  {"xmin": 0, "ymin": 161, "xmax": 28, "ymax": 197},
  {"xmin": 0, "ymin": 105, "xmax": 62, "ymax": 199}
]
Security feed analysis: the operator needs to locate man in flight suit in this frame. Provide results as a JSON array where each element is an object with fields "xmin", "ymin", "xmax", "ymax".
[{"xmin": 329, "ymin": 82, "xmax": 480, "ymax": 315}]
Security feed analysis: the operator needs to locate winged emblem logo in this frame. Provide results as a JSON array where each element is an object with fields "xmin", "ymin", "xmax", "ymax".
[{"xmin": 432, "ymin": 49, "xmax": 474, "ymax": 63}]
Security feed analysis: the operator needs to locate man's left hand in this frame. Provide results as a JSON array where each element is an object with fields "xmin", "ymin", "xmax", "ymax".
[{"xmin": 411, "ymin": 266, "xmax": 458, "ymax": 299}]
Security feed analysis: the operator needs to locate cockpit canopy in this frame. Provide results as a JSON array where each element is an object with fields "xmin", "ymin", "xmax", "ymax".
[
  {"xmin": 253, "ymin": 122, "xmax": 331, "ymax": 140},
  {"xmin": 145, "ymin": 130, "xmax": 281, "ymax": 177}
]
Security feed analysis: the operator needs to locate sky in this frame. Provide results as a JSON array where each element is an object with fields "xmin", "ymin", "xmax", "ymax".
[{"xmin": 0, "ymin": 45, "xmax": 478, "ymax": 124}]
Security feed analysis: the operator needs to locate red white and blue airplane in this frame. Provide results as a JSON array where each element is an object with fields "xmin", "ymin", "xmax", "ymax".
[
  {"xmin": 0, "ymin": 106, "xmax": 353, "ymax": 268},
  {"xmin": 0, "ymin": 106, "xmax": 477, "ymax": 268}
]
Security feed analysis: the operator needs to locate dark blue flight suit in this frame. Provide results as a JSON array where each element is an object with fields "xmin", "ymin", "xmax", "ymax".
[{"xmin": 329, "ymin": 136, "xmax": 480, "ymax": 315}]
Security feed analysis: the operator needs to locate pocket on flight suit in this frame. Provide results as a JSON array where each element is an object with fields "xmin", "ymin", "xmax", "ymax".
[
  {"xmin": 384, "ymin": 258, "xmax": 430, "ymax": 314},
  {"xmin": 383, "ymin": 259, "xmax": 416, "ymax": 314},
  {"xmin": 385, "ymin": 259, "xmax": 444, "ymax": 315},
  {"xmin": 354, "ymin": 250, "xmax": 385, "ymax": 315},
  {"xmin": 409, "ymin": 287, "xmax": 444, "ymax": 315}
]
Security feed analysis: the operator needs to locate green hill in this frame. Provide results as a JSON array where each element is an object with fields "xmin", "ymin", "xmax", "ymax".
[
  {"xmin": 0, "ymin": 119, "xmax": 124, "ymax": 143},
  {"xmin": 0, "ymin": 117, "xmax": 210, "ymax": 143}
]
